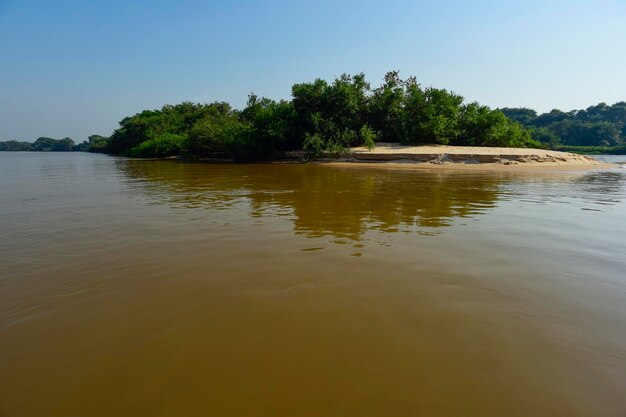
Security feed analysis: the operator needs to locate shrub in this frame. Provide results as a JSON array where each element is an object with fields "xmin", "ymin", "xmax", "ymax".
[
  {"xmin": 360, "ymin": 125, "xmax": 377, "ymax": 150},
  {"xmin": 302, "ymin": 133, "xmax": 324, "ymax": 159},
  {"xmin": 187, "ymin": 114, "xmax": 249, "ymax": 157},
  {"xmin": 128, "ymin": 133, "xmax": 187, "ymax": 157}
]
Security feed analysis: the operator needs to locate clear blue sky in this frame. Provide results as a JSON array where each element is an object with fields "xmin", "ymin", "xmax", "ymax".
[{"xmin": 1, "ymin": 0, "xmax": 625, "ymax": 141}]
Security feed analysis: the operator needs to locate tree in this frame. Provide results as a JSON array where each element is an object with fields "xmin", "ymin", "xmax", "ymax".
[
  {"xmin": 500, "ymin": 108, "xmax": 537, "ymax": 125},
  {"xmin": 52, "ymin": 137, "xmax": 75, "ymax": 151},
  {"xmin": 0, "ymin": 140, "xmax": 33, "ymax": 151},
  {"xmin": 87, "ymin": 135, "xmax": 109, "ymax": 153},
  {"xmin": 291, "ymin": 73, "xmax": 371, "ymax": 153},
  {"xmin": 32, "ymin": 137, "xmax": 57, "ymax": 151},
  {"xmin": 241, "ymin": 95, "xmax": 297, "ymax": 156},
  {"xmin": 368, "ymin": 71, "xmax": 408, "ymax": 142},
  {"xmin": 406, "ymin": 87, "xmax": 463, "ymax": 145},
  {"xmin": 187, "ymin": 108, "xmax": 249, "ymax": 158}
]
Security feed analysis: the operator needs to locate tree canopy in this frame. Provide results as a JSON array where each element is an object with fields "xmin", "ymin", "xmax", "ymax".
[
  {"xmin": 500, "ymin": 102, "xmax": 626, "ymax": 148},
  {"xmin": 0, "ymin": 137, "xmax": 79, "ymax": 152},
  {"xmin": 4, "ymin": 72, "xmax": 555, "ymax": 157},
  {"xmin": 5, "ymin": 74, "xmax": 625, "ymax": 157},
  {"xmin": 88, "ymin": 71, "xmax": 538, "ymax": 159}
]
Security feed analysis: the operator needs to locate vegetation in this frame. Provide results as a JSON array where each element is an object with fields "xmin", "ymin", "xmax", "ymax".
[
  {"xmin": 6, "ymin": 72, "xmax": 624, "ymax": 158},
  {"xmin": 0, "ymin": 140, "xmax": 34, "ymax": 151},
  {"xmin": 553, "ymin": 145, "xmax": 626, "ymax": 155},
  {"xmin": 80, "ymin": 71, "xmax": 540, "ymax": 159},
  {"xmin": 0, "ymin": 137, "xmax": 76, "ymax": 151},
  {"xmin": 82, "ymin": 135, "xmax": 110, "ymax": 153},
  {"xmin": 0, "ymin": 135, "xmax": 109, "ymax": 153},
  {"xmin": 501, "ymin": 102, "xmax": 626, "ymax": 153}
]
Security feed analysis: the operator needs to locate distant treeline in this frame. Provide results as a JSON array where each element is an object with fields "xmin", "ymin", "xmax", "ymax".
[
  {"xmin": 0, "ymin": 135, "xmax": 108, "ymax": 153},
  {"xmin": 500, "ymin": 103, "xmax": 626, "ymax": 150},
  {"xmin": 74, "ymin": 71, "xmax": 540, "ymax": 159}
]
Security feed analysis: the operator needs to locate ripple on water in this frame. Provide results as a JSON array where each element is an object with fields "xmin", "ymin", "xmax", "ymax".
[{"xmin": 0, "ymin": 154, "xmax": 625, "ymax": 417}]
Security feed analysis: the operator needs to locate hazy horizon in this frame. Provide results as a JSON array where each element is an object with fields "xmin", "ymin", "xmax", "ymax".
[{"xmin": 2, "ymin": 0, "xmax": 625, "ymax": 141}]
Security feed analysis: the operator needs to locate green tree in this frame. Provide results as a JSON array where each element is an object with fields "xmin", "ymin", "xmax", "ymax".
[
  {"xmin": 291, "ymin": 73, "xmax": 370, "ymax": 153},
  {"xmin": 52, "ymin": 137, "xmax": 75, "ymax": 151},
  {"xmin": 32, "ymin": 137, "xmax": 57, "ymax": 151},
  {"xmin": 87, "ymin": 135, "xmax": 110, "ymax": 153},
  {"xmin": 241, "ymin": 95, "xmax": 297, "ymax": 157},
  {"xmin": 0, "ymin": 140, "xmax": 33, "ymax": 151},
  {"xmin": 404, "ymin": 87, "xmax": 463, "ymax": 145},
  {"xmin": 187, "ymin": 109, "xmax": 250, "ymax": 158},
  {"xmin": 368, "ymin": 71, "xmax": 407, "ymax": 142},
  {"xmin": 499, "ymin": 108, "xmax": 538, "ymax": 125}
]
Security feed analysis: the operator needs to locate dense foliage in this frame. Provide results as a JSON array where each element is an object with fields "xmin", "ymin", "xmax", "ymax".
[
  {"xmin": 90, "ymin": 71, "xmax": 540, "ymax": 159},
  {"xmin": 500, "ymin": 102, "xmax": 626, "ymax": 149},
  {"xmin": 0, "ymin": 135, "xmax": 109, "ymax": 152},
  {"xmin": 0, "ymin": 137, "xmax": 76, "ymax": 151},
  {"xmin": 0, "ymin": 140, "xmax": 34, "ymax": 151},
  {"xmin": 5, "ymin": 75, "xmax": 625, "ymax": 157}
]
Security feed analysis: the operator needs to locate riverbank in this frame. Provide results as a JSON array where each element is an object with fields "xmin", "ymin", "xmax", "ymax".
[{"xmin": 284, "ymin": 143, "xmax": 616, "ymax": 171}]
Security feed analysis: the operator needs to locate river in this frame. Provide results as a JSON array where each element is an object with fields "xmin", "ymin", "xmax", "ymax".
[{"xmin": 1, "ymin": 152, "xmax": 625, "ymax": 416}]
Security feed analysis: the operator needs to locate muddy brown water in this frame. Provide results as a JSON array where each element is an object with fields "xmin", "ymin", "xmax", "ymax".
[{"xmin": 1, "ymin": 152, "xmax": 625, "ymax": 416}]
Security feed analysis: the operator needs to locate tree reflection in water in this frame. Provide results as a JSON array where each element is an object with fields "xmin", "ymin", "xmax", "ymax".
[{"xmin": 116, "ymin": 160, "xmax": 507, "ymax": 240}]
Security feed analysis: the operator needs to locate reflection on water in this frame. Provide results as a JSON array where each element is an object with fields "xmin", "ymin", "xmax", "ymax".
[
  {"xmin": 573, "ymin": 171, "xmax": 626, "ymax": 204},
  {"xmin": 1, "ymin": 153, "xmax": 625, "ymax": 417},
  {"xmin": 117, "ymin": 161, "xmax": 505, "ymax": 239},
  {"xmin": 492, "ymin": 170, "xmax": 626, "ymax": 211},
  {"xmin": 118, "ymin": 160, "xmax": 626, "ymax": 237}
]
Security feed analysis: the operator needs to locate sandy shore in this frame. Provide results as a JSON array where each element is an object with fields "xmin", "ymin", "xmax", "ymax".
[{"xmin": 283, "ymin": 143, "xmax": 616, "ymax": 172}]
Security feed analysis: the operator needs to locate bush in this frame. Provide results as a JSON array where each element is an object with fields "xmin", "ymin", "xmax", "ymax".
[
  {"xmin": 187, "ymin": 114, "xmax": 249, "ymax": 157},
  {"xmin": 325, "ymin": 140, "xmax": 350, "ymax": 157},
  {"xmin": 128, "ymin": 133, "xmax": 187, "ymax": 157},
  {"xmin": 302, "ymin": 133, "xmax": 324, "ymax": 159},
  {"xmin": 334, "ymin": 128, "xmax": 358, "ymax": 148},
  {"xmin": 360, "ymin": 125, "xmax": 377, "ymax": 150}
]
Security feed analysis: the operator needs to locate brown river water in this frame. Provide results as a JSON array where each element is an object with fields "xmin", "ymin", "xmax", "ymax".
[{"xmin": 1, "ymin": 152, "xmax": 625, "ymax": 416}]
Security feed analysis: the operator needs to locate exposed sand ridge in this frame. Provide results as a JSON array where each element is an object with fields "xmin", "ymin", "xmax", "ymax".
[{"xmin": 284, "ymin": 143, "xmax": 615, "ymax": 171}]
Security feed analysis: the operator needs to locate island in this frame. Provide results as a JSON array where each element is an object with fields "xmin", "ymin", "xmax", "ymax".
[{"xmin": 2, "ymin": 72, "xmax": 624, "ymax": 169}]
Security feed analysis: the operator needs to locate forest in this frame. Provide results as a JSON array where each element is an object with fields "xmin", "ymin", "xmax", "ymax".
[
  {"xmin": 0, "ymin": 135, "xmax": 108, "ymax": 152},
  {"xmin": 102, "ymin": 71, "xmax": 537, "ymax": 159},
  {"xmin": 501, "ymin": 102, "xmax": 626, "ymax": 153},
  {"xmin": 3, "ymin": 72, "xmax": 625, "ymax": 157}
]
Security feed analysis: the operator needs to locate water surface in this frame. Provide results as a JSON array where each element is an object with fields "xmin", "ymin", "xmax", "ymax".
[{"xmin": 1, "ymin": 153, "xmax": 625, "ymax": 416}]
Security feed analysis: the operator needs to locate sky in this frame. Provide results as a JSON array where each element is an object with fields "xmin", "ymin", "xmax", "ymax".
[{"xmin": 1, "ymin": 0, "xmax": 625, "ymax": 141}]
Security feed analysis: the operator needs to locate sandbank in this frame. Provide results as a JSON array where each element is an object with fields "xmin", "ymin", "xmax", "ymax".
[{"xmin": 283, "ymin": 143, "xmax": 616, "ymax": 172}]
